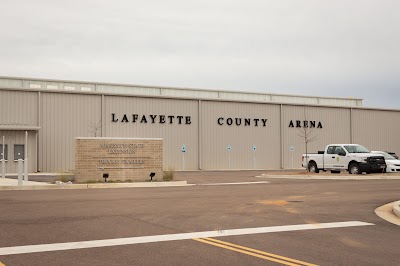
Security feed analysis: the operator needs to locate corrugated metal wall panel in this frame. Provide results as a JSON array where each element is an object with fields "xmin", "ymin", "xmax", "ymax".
[
  {"xmin": 39, "ymin": 93, "xmax": 101, "ymax": 172},
  {"xmin": 0, "ymin": 77, "xmax": 363, "ymax": 107},
  {"xmin": 352, "ymin": 109, "xmax": 400, "ymax": 155},
  {"xmin": 104, "ymin": 96, "xmax": 199, "ymax": 170},
  {"xmin": 0, "ymin": 130, "xmax": 36, "ymax": 173},
  {"xmin": 218, "ymin": 91, "xmax": 269, "ymax": 102},
  {"xmin": 201, "ymin": 101, "xmax": 281, "ymax": 170},
  {"xmin": 0, "ymin": 78, "xmax": 23, "ymax": 88},
  {"xmin": 1, "ymin": 87, "xmax": 399, "ymax": 173},
  {"xmin": 97, "ymin": 84, "xmax": 161, "ymax": 95},
  {"xmin": 161, "ymin": 88, "xmax": 218, "ymax": 99},
  {"xmin": 318, "ymin": 98, "xmax": 358, "ymax": 107},
  {"xmin": 0, "ymin": 90, "xmax": 38, "ymax": 126},
  {"xmin": 272, "ymin": 95, "xmax": 319, "ymax": 105},
  {"xmin": 282, "ymin": 106, "xmax": 351, "ymax": 169}
]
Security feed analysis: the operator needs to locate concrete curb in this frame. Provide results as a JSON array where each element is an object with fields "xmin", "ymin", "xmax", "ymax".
[
  {"xmin": 0, "ymin": 181, "xmax": 189, "ymax": 191},
  {"xmin": 86, "ymin": 181, "xmax": 189, "ymax": 188},
  {"xmin": 375, "ymin": 201, "xmax": 400, "ymax": 226},
  {"xmin": 393, "ymin": 200, "xmax": 400, "ymax": 218},
  {"xmin": 257, "ymin": 174, "xmax": 400, "ymax": 180}
]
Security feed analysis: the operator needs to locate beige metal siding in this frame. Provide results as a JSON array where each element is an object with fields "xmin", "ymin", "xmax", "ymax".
[
  {"xmin": 2, "ymin": 85, "xmax": 400, "ymax": 173},
  {"xmin": 0, "ymin": 90, "xmax": 38, "ymax": 126},
  {"xmin": 0, "ymin": 76, "xmax": 363, "ymax": 107},
  {"xmin": 282, "ymin": 106, "xmax": 351, "ymax": 169},
  {"xmin": 0, "ymin": 78, "xmax": 24, "ymax": 87},
  {"xmin": 219, "ymin": 91, "xmax": 270, "ymax": 102},
  {"xmin": 318, "ymin": 98, "xmax": 362, "ymax": 107},
  {"xmin": 352, "ymin": 109, "xmax": 400, "ymax": 154},
  {"xmin": 97, "ymin": 84, "xmax": 161, "ymax": 96},
  {"xmin": 201, "ymin": 101, "xmax": 281, "ymax": 170},
  {"xmin": 272, "ymin": 95, "xmax": 319, "ymax": 105},
  {"xmin": 161, "ymin": 88, "xmax": 218, "ymax": 99},
  {"xmin": 0, "ymin": 130, "xmax": 36, "ymax": 173},
  {"xmin": 104, "ymin": 96, "xmax": 199, "ymax": 170},
  {"xmin": 39, "ymin": 93, "xmax": 101, "ymax": 172}
]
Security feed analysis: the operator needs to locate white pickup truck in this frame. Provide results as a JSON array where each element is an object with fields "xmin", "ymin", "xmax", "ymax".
[{"xmin": 302, "ymin": 144, "xmax": 386, "ymax": 174}]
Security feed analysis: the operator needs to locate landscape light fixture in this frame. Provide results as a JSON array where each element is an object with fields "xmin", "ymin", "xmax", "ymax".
[{"xmin": 149, "ymin": 172, "xmax": 155, "ymax": 181}]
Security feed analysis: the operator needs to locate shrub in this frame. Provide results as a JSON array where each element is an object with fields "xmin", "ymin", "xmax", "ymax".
[
  {"xmin": 163, "ymin": 169, "xmax": 175, "ymax": 181},
  {"xmin": 56, "ymin": 172, "xmax": 75, "ymax": 183}
]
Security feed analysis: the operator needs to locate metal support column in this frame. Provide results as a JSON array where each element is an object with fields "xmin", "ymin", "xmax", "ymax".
[
  {"xmin": 350, "ymin": 108, "xmax": 353, "ymax": 144},
  {"xmin": 198, "ymin": 100, "xmax": 202, "ymax": 170},
  {"xmin": 24, "ymin": 131, "xmax": 28, "ymax": 181},
  {"xmin": 1, "ymin": 136, "xmax": 5, "ymax": 178},
  {"xmin": 280, "ymin": 104, "xmax": 284, "ymax": 169}
]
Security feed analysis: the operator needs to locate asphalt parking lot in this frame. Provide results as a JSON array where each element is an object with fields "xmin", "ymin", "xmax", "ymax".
[{"xmin": 0, "ymin": 171, "xmax": 399, "ymax": 265}]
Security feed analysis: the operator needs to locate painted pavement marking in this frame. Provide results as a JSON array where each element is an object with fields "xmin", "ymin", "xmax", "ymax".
[
  {"xmin": 198, "ymin": 181, "xmax": 270, "ymax": 186},
  {"xmin": 0, "ymin": 221, "xmax": 373, "ymax": 256},
  {"xmin": 194, "ymin": 237, "xmax": 317, "ymax": 266}
]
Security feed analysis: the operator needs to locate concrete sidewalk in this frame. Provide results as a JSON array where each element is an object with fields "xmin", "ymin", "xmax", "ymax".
[
  {"xmin": 0, "ymin": 178, "xmax": 53, "ymax": 187},
  {"xmin": 1, "ymin": 173, "xmax": 59, "ymax": 183}
]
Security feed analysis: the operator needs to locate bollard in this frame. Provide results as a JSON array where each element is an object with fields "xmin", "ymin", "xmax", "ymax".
[
  {"xmin": 18, "ymin": 159, "xmax": 23, "ymax": 186},
  {"xmin": 24, "ymin": 158, "xmax": 29, "ymax": 181},
  {"xmin": 1, "ymin": 135, "xmax": 4, "ymax": 179},
  {"xmin": 1, "ymin": 159, "xmax": 4, "ymax": 179}
]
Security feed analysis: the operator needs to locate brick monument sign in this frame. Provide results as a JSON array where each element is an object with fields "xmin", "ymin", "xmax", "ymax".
[{"xmin": 75, "ymin": 138, "xmax": 163, "ymax": 182}]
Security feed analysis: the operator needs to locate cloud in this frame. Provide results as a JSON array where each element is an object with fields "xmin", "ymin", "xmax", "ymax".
[{"xmin": 0, "ymin": 0, "xmax": 399, "ymax": 108}]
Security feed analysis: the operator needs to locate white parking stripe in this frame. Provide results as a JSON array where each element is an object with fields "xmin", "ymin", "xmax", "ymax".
[
  {"xmin": 199, "ymin": 181, "xmax": 270, "ymax": 186},
  {"xmin": 0, "ymin": 221, "xmax": 373, "ymax": 256}
]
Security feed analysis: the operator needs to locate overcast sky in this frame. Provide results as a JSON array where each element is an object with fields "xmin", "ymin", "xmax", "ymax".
[{"xmin": 1, "ymin": 1, "xmax": 399, "ymax": 108}]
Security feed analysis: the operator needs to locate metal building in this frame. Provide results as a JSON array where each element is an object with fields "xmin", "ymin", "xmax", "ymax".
[{"xmin": 0, "ymin": 76, "xmax": 398, "ymax": 173}]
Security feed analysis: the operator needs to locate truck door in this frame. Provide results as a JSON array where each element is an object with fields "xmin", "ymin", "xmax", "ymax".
[
  {"xmin": 333, "ymin": 146, "xmax": 347, "ymax": 169},
  {"xmin": 325, "ymin": 146, "xmax": 337, "ymax": 168}
]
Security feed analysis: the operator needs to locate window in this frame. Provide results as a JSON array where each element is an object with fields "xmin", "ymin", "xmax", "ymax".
[
  {"xmin": 14, "ymin": 145, "xmax": 24, "ymax": 160},
  {"xmin": 0, "ymin": 144, "xmax": 8, "ymax": 160},
  {"xmin": 29, "ymin": 83, "xmax": 42, "ymax": 89},
  {"xmin": 327, "ymin": 146, "xmax": 336, "ymax": 154},
  {"xmin": 47, "ymin": 85, "xmax": 58, "ymax": 90},
  {"xmin": 81, "ymin": 87, "xmax": 92, "ymax": 92},
  {"xmin": 335, "ymin": 147, "xmax": 345, "ymax": 155},
  {"xmin": 344, "ymin": 145, "xmax": 370, "ymax": 153}
]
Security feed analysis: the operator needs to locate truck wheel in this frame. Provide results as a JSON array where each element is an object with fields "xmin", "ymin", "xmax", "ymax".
[
  {"xmin": 308, "ymin": 162, "xmax": 319, "ymax": 173},
  {"xmin": 349, "ymin": 163, "xmax": 361, "ymax": 175}
]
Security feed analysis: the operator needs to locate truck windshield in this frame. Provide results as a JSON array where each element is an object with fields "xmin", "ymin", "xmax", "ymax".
[{"xmin": 343, "ymin": 145, "xmax": 370, "ymax": 153}]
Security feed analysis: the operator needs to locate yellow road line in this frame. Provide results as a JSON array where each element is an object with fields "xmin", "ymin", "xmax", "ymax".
[
  {"xmin": 193, "ymin": 238, "xmax": 318, "ymax": 266},
  {"xmin": 193, "ymin": 238, "xmax": 300, "ymax": 266},
  {"xmin": 204, "ymin": 237, "xmax": 318, "ymax": 266},
  {"xmin": 0, "ymin": 261, "xmax": 5, "ymax": 266}
]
